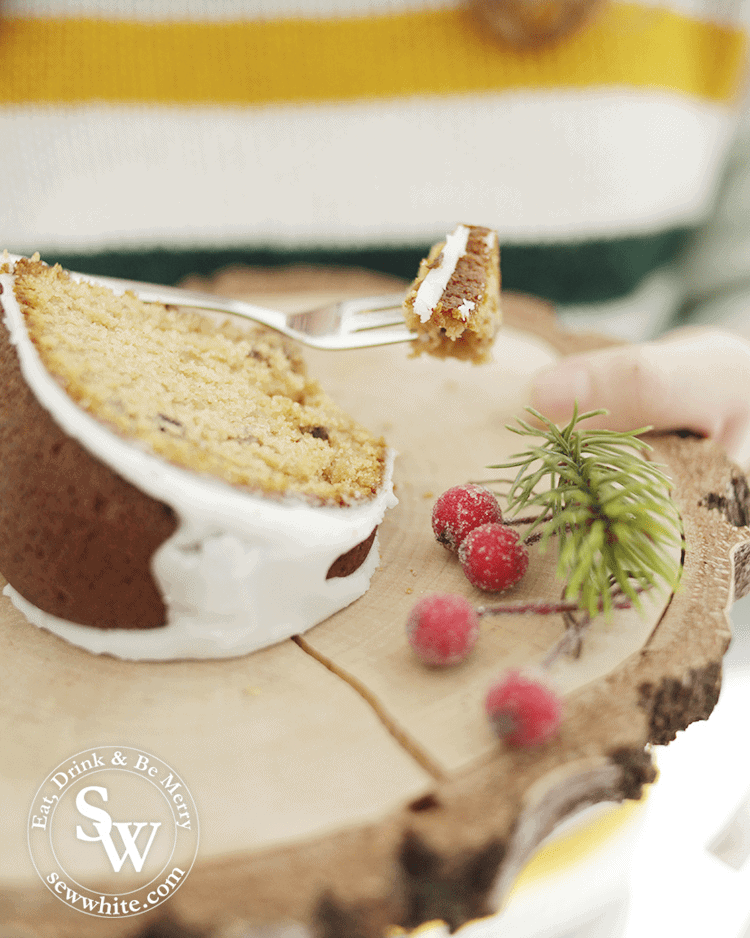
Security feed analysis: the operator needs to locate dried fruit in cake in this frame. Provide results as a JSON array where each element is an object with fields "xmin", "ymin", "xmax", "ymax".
[{"xmin": 403, "ymin": 223, "xmax": 501, "ymax": 363}]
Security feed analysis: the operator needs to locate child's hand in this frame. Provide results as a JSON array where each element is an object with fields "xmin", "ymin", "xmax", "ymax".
[{"xmin": 530, "ymin": 327, "xmax": 750, "ymax": 464}]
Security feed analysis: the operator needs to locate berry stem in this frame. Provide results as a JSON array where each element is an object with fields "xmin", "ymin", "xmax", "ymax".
[
  {"xmin": 478, "ymin": 582, "xmax": 649, "ymax": 673},
  {"xmin": 476, "ymin": 583, "xmax": 648, "ymax": 621},
  {"xmin": 503, "ymin": 512, "xmax": 554, "ymax": 527},
  {"xmin": 540, "ymin": 610, "xmax": 591, "ymax": 668},
  {"xmin": 476, "ymin": 508, "xmax": 552, "ymax": 544}
]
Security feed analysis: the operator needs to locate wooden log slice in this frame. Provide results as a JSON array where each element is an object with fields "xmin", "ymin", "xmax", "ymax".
[{"xmin": 0, "ymin": 271, "xmax": 747, "ymax": 938}]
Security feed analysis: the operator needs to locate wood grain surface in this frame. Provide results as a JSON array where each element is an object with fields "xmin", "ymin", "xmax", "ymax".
[{"xmin": 1, "ymin": 272, "xmax": 747, "ymax": 938}]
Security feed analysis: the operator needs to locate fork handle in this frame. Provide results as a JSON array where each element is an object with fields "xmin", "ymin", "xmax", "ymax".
[{"xmin": 69, "ymin": 270, "xmax": 290, "ymax": 333}]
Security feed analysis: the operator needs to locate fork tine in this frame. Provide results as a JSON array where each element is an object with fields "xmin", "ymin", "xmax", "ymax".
[
  {"xmin": 348, "ymin": 309, "xmax": 408, "ymax": 333},
  {"xmin": 328, "ymin": 324, "xmax": 416, "ymax": 349},
  {"xmin": 339, "ymin": 292, "xmax": 407, "ymax": 316}
]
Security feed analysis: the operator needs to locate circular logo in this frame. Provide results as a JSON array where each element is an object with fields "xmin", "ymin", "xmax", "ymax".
[{"xmin": 28, "ymin": 746, "xmax": 199, "ymax": 918}]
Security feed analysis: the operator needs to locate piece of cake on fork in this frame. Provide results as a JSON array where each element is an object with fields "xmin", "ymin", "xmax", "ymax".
[{"xmin": 403, "ymin": 223, "xmax": 501, "ymax": 363}]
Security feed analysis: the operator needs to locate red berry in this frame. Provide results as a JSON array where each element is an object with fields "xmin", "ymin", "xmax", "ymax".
[
  {"xmin": 406, "ymin": 593, "xmax": 479, "ymax": 666},
  {"xmin": 431, "ymin": 484, "xmax": 503, "ymax": 552},
  {"xmin": 458, "ymin": 522, "xmax": 528, "ymax": 592},
  {"xmin": 485, "ymin": 670, "xmax": 563, "ymax": 746}
]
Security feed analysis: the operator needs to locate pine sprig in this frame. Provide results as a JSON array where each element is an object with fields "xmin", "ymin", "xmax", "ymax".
[{"xmin": 487, "ymin": 405, "xmax": 683, "ymax": 618}]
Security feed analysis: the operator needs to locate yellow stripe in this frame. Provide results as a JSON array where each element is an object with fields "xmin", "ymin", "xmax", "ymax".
[{"xmin": 0, "ymin": 5, "xmax": 744, "ymax": 106}]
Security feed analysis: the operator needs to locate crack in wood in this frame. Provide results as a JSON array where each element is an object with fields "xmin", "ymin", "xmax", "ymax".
[
  {"xmin": 641, "ymin": 536, "xmax": 685, "ymax": 650},
  {"xmin": 291, "ymin": 634, "xmax": 445, "ymax": 782}
]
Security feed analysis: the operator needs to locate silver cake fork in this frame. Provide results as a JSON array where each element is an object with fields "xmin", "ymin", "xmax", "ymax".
[{"xmin": 70, "ymin": 267, "xmax": 415, "ymax": 351}]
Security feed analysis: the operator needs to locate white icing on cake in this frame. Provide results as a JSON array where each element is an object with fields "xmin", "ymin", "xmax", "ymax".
[
  {"xmin": 413, "ymin": 223, "xmax": 471, "ymax": 322},
  {"xmin": 458, "ymin": 298, "xmax": 476, "ymax": 321},
  {"xmin": 0, "ymin": 264, "xmax": 397, "ymax": 661}
]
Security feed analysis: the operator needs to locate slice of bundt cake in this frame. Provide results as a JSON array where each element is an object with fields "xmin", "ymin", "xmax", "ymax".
[{"xmin": 0, "ymin": 254, "xmax": 395, "ymax": 659}]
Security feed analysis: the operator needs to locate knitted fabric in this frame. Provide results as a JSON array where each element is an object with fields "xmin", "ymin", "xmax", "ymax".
[{"xmin": 1, "ymin": 0, "xmax": 748, "ymax": 334}]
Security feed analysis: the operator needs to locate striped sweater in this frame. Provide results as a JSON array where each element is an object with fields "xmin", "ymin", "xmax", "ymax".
[{"xmin": 1, "ymin": 0, "xmax": 748, "ymax": 338}]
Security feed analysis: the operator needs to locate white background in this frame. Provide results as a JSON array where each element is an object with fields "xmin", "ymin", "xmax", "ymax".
[{"xmin": 624, "ymin": 593, "xmax": 750, "ymax": 938}]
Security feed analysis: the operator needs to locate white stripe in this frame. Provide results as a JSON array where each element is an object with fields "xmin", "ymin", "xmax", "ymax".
[
  {"xmin": 0, "ymin": 91, "xmax": 736, "ymax": 254},
  {"xmin": 632, "ymin": 0, "xmax": 750, "ymax": 27},
  {"xmin": 1, "ymin": 0, "xmax": 460, "ymax": 21},
  {"xmin": 4, "ymin": 0, "xmax": 749, "ymax": 25}
]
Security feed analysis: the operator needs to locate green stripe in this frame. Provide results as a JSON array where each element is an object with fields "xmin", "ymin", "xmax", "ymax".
[
  {"xmin": 45, "ymin": 246, "xmax": 431, "ymax": 289},
  {"xmin": 503, "ymin": 229, "xmax": 695, "ymax": 305},
  {"xmin": 45, "ymin": 229, "xmax": 694, "ymax": 308}
]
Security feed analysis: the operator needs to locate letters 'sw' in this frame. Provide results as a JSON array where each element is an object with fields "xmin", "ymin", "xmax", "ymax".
[{"xmin": 75, "ymin": 787, "xmax": 161, "ymax": 873}]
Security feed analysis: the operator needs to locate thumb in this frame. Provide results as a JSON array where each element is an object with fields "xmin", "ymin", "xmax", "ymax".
[{"xmin": 528, "ymin": 330, "xmax": 750, "ymax": 462}]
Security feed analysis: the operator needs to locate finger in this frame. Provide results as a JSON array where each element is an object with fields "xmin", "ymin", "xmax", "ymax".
[
  {"xmin": 529, "ymin": 332, "xmax": 750, "ymax": 452},
  {"xmin": 529, "ymin": 346, "xmax": 688, "ymax": 433}
]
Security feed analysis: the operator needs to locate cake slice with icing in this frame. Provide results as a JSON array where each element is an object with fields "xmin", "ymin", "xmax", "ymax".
[
  {"xmin": 0, "ymin": 254, "xmax": 396, "ymax": 659},
  {"xmin": 403, "ymin": 223, "xmax": 501, "ymax": 363}
]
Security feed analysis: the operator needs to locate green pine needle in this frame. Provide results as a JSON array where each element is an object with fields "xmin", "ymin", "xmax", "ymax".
[{"xmin": 488, "ymin": 404, "xmax": 683, "ymax": 618}]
